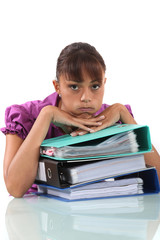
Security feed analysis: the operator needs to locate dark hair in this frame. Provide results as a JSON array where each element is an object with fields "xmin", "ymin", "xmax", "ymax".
[{"xmin": 56, "ymin": 42, "xmax": 106, "ymax": 82}]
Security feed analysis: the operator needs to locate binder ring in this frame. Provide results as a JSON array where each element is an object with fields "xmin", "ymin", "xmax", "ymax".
[{"xmin": 47, "ymin": 168, "xmax": 52, "ymax": 179}]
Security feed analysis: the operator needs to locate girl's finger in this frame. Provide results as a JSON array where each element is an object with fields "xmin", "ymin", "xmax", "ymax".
[
  {"xmin": 67, "ymin": 119, "xmax": 96, "ymax": 133},
  {"xmin": 89, "ymin": 121, "xmax": 113, "ymax": 133},
  {"xmin": 70, "ymin": 129, "xmax": 88, "ymax": 137},
  {"xmin": 73, "ymin": 118, "xmax": 104, "ymax": 126},
  {"xmin": 94, "ymin": 115, "xmax": 105, "ymax": 121}
]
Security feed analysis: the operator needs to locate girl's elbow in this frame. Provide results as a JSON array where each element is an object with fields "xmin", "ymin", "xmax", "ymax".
[{"xmin": 5, "ymin": 179, "xmax": 25, "ymax": 198}]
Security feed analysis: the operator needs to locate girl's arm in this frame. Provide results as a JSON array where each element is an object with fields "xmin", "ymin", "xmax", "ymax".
[
  {"xmin": 144, "ymin": 145, "xmax": 160, "ymax": 182},
  {"xmin": 3, "ymin": 106, "xmax": 103, "ymax": 197},
  {"xmin": 4, "ymin": 106, "xmax": 53, "ymax": 198}
]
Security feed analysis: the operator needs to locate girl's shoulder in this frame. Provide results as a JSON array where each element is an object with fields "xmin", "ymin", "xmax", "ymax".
[{"xmin": 1, "ymin": 92, "xmax": 59, "ymax": 139}]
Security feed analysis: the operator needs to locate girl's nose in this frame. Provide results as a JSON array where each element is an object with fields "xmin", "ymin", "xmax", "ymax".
[{"xmin": 80, "ymin": 89, "xmax": 91, "ymax": 103}]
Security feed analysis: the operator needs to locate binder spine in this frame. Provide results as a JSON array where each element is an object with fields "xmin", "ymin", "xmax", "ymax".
[{"xmin": 35, "ymin": 158, "xmax": 69, "ymax": 188}]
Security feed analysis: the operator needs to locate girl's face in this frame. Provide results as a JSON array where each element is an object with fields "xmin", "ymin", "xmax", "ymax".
[{"xmin": 53, "ymin": 71, "xmax": 106, "ymax": 118}]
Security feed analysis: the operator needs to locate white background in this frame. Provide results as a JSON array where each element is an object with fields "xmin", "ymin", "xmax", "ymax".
[{"xmin": 0, "ymin": 0, "xmax": 160, "ymax": 200}]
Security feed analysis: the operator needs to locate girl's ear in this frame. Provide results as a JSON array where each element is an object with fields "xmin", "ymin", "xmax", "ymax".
[
  {"xmin": 104, "ymin": 77, "xmax": 107, "ymax": 84},
  {"xmin": 52, "ymin": 80, "xmax": 60, "ymax": 94}
]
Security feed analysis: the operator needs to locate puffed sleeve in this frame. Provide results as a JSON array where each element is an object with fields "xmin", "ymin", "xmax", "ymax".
[
  {"xmin": 124, "ymin": 104, "xmax": 134, "ymax": 118},
  {"xmin": 0, "ymin": 104, "xmax": 35, "ymax": 140},
  {"xmin": 0, "ymin": 92, "xmax": 60, "ymax": 140}
]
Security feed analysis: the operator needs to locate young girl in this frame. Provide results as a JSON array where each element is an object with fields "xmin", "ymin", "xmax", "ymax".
[{"xmin": 1, "ymin": 42, "xmax": 160, "ymax": 198}]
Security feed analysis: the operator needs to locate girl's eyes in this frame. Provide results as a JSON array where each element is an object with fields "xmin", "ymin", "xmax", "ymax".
[
  {"xmin": 69, "ymin": 84, "xmax": 100, "ymax": 91},
  {"xmin": 92, "ymin": 84, "xmax": 100, "ymax": 90},
  {"xmin": 70, "ymin": 85, "xmax": 79, "ymax": 90}
]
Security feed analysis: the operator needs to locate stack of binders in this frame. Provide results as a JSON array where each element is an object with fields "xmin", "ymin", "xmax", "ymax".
[{"xmin": 35, "ymin": 124, "xmax": 160, "ymax": 201}]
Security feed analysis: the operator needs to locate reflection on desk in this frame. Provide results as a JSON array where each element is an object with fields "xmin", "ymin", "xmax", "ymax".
[{"xmin": 5, "ymin": 194, "xmax": 160, "ymax": 240}]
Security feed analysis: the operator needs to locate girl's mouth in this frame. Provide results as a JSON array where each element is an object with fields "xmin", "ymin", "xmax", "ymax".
[{"xmin": 78, "ymin": 107, "xmax": 94, "ymax": 112}]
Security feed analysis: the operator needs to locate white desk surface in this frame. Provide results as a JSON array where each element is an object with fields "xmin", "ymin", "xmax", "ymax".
[{"xmin": 1, "ymin": 193, "xmax": 160, "ymax": 240}]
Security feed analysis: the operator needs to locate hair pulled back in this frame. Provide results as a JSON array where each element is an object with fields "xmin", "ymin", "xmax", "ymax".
[{"xmin": 56, "ymin": 42, "xmax": 106, "ymax": 82}]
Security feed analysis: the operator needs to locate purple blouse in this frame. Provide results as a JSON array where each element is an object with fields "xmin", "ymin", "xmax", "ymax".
[{"xmin": 1, "ymin": 92, "xmax": 133, "ymax": 139}]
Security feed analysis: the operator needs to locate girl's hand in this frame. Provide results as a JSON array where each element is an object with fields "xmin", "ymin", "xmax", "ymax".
[
  {"xmin": 70, "ymin": 103, "xmax": 137, "ymax": 136},
  {"xmin": 91, "ymin": 103, "xmax": 137, "ymax": 132},
  {"xmin": 44, "ymin": 106, "xmax": 105, "ymax": 134}
]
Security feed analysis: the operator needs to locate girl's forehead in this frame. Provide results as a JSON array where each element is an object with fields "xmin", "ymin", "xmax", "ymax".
[{"xmin": 60, "ymin": 67, "xmax": 105, "ymax": 83}]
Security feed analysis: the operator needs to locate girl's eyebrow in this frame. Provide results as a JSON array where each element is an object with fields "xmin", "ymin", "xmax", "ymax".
[{"xmin": 91, "ymin": 79, "xmax": 101, "ymax": 83}]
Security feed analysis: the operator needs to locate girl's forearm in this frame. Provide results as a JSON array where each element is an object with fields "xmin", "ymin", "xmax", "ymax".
[
  {"xmin": 119, "ymin": 104, "xmax": 137, "ymax": 124},
  {"xmin": 144, "ymin": 145, "xmax": 160, "ymax": 182},
  {"xmin": 6, "ymin": 106, "xmax": 54, "ymax": 197}
]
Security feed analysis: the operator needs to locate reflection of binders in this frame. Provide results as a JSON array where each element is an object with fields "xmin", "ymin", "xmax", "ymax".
[
  {"xmin": 40, "ymin": 124, "xmax": 152, "ymax": 161},
  {"xmin": 32, "ymin": 193, "xmax": 160, "ymax": 219},
  {"xmin": 25, "ymin": 194, "xmax": 160, "ymax": 239},
  {"xmin": 36, "ymin": 167, "xmax": 160, "ymax": 201},
  {"xmin": 6, "ymin": 194, "xmax": 160, "ymax": 240}
]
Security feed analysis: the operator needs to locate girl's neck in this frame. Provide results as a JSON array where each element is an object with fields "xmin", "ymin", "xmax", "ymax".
[{"xmin": 57, "ymin": 96, "xmax": 62, "ymax": 109}]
